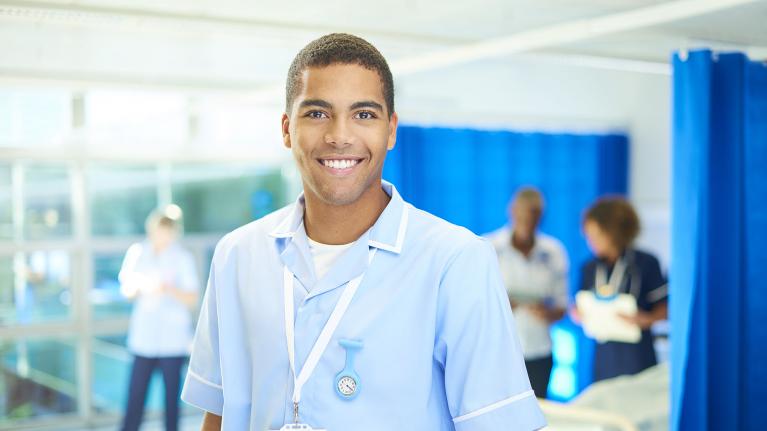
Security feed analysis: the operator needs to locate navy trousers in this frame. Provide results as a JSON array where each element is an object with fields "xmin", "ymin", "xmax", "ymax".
[
  {"xmin": 120, "ymin": 355, "xmax": 185, "ymax": 431},
  {"xmin": 525, "ymin": 355, "xmax": 553, "ymax": 399}
]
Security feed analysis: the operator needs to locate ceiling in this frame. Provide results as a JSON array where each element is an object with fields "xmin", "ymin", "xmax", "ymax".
[{"xmin": 0, "ymin": 0, "xmax": 765, "ymax": 92}]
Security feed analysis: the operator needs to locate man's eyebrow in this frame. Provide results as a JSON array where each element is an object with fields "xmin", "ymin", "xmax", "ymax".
[
  {"xmin": 299, "ymin": 99, "xmax": 333, "ymax": 110},
  {"xmin": 350, "ymin": 101, "xmax": 384, "ymax": 112}
]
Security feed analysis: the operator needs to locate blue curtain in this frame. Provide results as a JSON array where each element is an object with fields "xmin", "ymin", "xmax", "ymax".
[
  {"xmin": 383, "ymin": 125, "xmax": 629, "ymax": 398},
  {"xmin": 671, "ymin": 50, "xmax": 767, "ymax": 430}
]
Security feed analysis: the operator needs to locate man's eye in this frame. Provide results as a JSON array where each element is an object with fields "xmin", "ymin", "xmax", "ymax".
[
  {"xmin": 355, "ymin": 111, "xmax": 377, "ymax": 120},
  {"xmin": 306, "ymin": 111, "xmax": 328, "ymax": 119}
]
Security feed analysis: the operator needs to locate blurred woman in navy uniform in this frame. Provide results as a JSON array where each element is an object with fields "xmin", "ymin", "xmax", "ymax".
[{"xmin": 578, "ymin": 197, "xmax": 668, "ymax": 382}]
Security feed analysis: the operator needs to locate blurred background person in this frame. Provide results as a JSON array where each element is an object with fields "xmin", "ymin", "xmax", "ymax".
[
  {"xmin": 118, "ymin": 206, "xmax": 200, "ymax": 431},
  {"xmin": 577, "ymin": 197, "xmax": 668, "ymax": 383},
  {"xmin": 487, "ymin": 187, "xmax": 568, "ymax": 398}
]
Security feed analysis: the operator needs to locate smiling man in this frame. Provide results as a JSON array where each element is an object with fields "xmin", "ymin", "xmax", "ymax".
[{"xmin": 181, "ymin": 34, "xmax": 545, "ymax": 431}]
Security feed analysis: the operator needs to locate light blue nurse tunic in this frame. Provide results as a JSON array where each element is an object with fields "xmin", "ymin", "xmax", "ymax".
[{"xmin": 181, "ymin": 182, "xmax": 546, "ymax": 431}]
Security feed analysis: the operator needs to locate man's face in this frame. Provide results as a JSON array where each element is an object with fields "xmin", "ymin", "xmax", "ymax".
[
  {"xmin": 510, "ymin": 201, "xmax": 541, "ymax": 241},
  {"xmin": 282, "ymin": 63, "xmax": 398, "ymax": 206}
]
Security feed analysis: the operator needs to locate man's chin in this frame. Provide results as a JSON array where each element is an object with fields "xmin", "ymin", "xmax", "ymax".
[
  {"xmin": 315, "ymin": 185, "xmax": 366, "ymax": 207},
  {"xmin": 320, "ymin": 192, "xmax": 363, "ymax": 207},
  {"xmin": 305, "ymin": 175, "xmax": 380, "ymax": 207}
]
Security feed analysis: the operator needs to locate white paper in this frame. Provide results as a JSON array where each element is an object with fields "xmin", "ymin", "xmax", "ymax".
[{"xmin": 576, "ymin": 291, "xmax": 641, "ymax": 343}]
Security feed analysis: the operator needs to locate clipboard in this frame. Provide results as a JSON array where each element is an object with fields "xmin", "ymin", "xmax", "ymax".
[
  {"xmin": 508, "ymin": 291, "xmax": 545, "ymax": 305},
  {"xmin": 576, "ymin": 291, "xmax": 641, "ymax": 343}
]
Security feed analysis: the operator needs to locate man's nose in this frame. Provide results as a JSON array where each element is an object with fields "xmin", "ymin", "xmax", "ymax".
[{"xmin": 325, "ymin": 117, "xmax": 353, "ymax": 147}]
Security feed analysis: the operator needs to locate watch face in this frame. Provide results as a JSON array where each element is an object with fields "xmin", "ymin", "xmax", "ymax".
[{"xmin": 337, "ymin": 376, "xmax": 357, "ymax": 396}]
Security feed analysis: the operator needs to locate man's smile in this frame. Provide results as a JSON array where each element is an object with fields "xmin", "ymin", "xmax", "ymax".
[{"xmin": 317, "ymin": 156, "xmax": 365, "ymax": 176}]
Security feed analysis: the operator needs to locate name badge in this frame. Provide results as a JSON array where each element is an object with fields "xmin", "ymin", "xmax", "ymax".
[
  {"xmin": 270, "ymin": 424, "xmax": 326, "ymax": 431},
  {"xmin": 596, "ymin": 283, "xmax": 617, "ymax": 298}
]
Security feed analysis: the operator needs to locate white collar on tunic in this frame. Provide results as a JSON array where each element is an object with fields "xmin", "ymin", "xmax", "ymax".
[{"xmin": 268, "ymin": 180, "xmax": 409, "ymax": 255}]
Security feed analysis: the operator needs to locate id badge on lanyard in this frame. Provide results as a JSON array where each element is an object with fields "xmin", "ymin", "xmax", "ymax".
[
  {"xmin": 272, "ymin": 247, "xmax": 377, "ymax": 431},
  {"xmin": 595, "ymin": 258, "xmax": 627, "ymax": 299}
]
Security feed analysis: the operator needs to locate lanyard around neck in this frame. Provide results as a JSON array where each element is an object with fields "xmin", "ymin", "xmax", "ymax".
[
  {"xmin": 595, "ymin": 257, "xmax": 627, "ymax": 296},
  {"xmin": 283, "ymin": 247, "xmax": 377, "ymax": 415}
]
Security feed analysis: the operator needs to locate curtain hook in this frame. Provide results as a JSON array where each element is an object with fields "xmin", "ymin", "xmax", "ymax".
[{"xmin": 679, "ymin": 38, "xmax": 690, "ymax": 61}]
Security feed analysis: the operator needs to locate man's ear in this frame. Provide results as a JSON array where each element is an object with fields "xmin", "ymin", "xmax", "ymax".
[
  {"xmin": 386, "ymin": 111, "xmax": 398, "ymax": 151},
  {"xmin": 281, "ymin": 113, "xmax": 291, "ymax": 149}
]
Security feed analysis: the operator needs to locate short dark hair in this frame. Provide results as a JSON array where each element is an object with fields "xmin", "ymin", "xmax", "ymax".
[
  {"xmin": 512, "ymin": 186, "xmax": 544, "ymax": 213},
  {"xmin": 285, "ymin": 33, "xmax": 394, "ymax": 117},
  {"xmin": 584, "ymin": 196, "xmax": 640, "ymax": 250}
]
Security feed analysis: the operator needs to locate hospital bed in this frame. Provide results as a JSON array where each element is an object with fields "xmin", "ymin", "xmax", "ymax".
[{"xmin": 539, "ymin": 363, "xmax": 669, "ymax": 431}]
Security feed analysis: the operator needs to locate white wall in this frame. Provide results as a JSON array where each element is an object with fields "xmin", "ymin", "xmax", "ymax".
[
  {"xmin": 0, "ymin": 21, "xmax": 674, "ymax": 266},
  {"xmin": 395, "ymin": 56, "xmax": 672, "ymax": 266}
]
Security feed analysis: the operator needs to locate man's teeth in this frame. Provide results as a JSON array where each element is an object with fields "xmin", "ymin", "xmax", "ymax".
[{"xmin": 322, "ymin": 159, "xmax": 359, "ymax": 169}]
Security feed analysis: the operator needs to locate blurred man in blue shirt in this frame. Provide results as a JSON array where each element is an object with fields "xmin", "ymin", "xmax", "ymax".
[{"xmin": 486, "ymin": 188, "xmax": 568, "ymax": 398}]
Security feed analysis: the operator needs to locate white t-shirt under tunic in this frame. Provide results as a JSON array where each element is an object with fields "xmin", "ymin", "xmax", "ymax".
[{"xmin": 307, "ymin": 237, "xmax": 354, "ymax": 281}]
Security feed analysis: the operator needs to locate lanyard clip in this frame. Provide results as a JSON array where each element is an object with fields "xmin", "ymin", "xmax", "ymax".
[{"xmin": 293, "ymin": 401, "xmax": 299, "ymax": 424}]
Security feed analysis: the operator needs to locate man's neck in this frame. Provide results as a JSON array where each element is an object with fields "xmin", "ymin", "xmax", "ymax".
[
  {"xmin": 303, "ymin": 182, "xmax": 390, "ymax": 245},
  {"xmin": 510, "ymin": 229, "xmax": 535, "ymax": 258}
]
